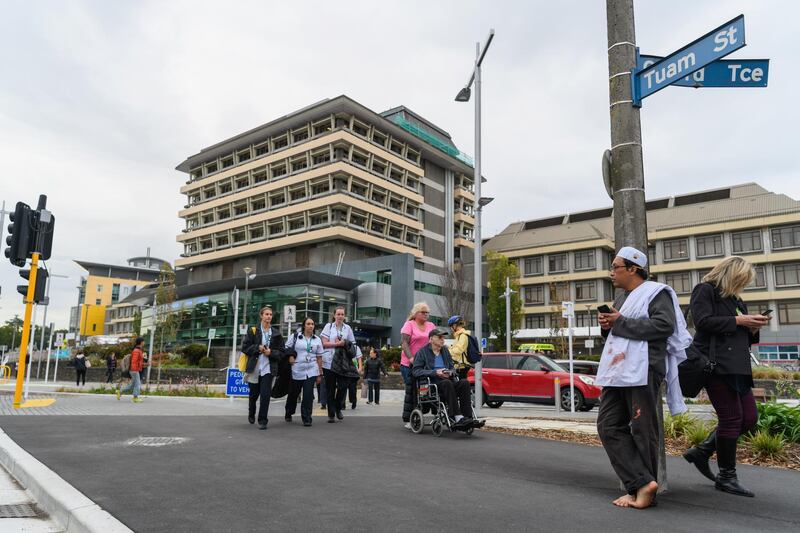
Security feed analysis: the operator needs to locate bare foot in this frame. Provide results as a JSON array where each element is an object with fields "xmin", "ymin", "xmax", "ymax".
[
  {"xmin": 612, "ymin": 494, "xmax": 635, "ymax": 507},
  {"xmin": 631, "ymin": 481, "xmax": 658, "ymax": 509}
]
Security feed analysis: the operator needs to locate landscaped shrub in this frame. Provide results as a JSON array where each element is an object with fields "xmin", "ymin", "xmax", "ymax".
[
  {"xmin": 381, "ymin": 347, "xmax": 402, "ymax": 370},
  {"xmin": 747, "ymin": 430, "xmax": 786, "ymax": 460},
  {"xmin": 180, "ymin": 344, "xmax": 207, "ymax": 365},
  {"xmin": 198, "ymin": 356, "xmax": 215, "ymax": 368},
  {"xmin": 755, "ymin": 402, "xmax": 800, "ymax": 443},
  {"xmin": 751, "ymin": 366, "xmax": 791, "ymax": 380}
]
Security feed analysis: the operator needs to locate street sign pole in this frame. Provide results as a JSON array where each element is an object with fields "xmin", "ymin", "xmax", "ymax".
[
  {"xmin": 14, "ymin": 253, "xmax": 39, "ymax": 408},
  {"xmin": 562, "ymin": 301, "xmax": 575, "ymax": 415},
  {"xmin": 45, "ymin": 324, "xmax": 55, "ymax": 383},
  {"xmin": 229, "ymin": 289, "xmax": 239, "ymax": 405}
]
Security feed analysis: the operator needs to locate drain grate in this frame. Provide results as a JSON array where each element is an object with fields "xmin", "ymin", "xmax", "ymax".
[
  {"xmin": 0, "ymin": 504, "xmax": 38, "ymax": 518},
  {"xmin": 127, "ymin": 436, "xmax": 188, "ymax": 447}
]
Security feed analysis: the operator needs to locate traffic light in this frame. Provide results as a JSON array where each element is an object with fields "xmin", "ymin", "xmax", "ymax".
[
  {"xmin": 17, "ymin": 267, "xmax": 48, "ymax": 304},
  {"xmin": 4, "ymin": 201, "xmax": 33, "ymax": 266},
  {"xmin": 33, "ymin": 194, "xmax": 55, "ymax": 260}
]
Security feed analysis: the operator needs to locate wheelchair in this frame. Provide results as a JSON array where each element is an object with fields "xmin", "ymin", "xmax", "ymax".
[{"xmin": 408, "ymin": 375, "xmax": 481, "ymax": 437}]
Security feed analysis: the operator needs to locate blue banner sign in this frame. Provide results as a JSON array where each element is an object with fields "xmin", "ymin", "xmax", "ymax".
[
  {"xmin": 226, "ymin": 368, "xmax": 250, "ymax": 396},
  {"xmin": 633, "ymin": 14, "xmax": 746, "ymax": 105},
  {"xmin": 638, "ymin": 54, "xmax": 768, "ymax": 88}
]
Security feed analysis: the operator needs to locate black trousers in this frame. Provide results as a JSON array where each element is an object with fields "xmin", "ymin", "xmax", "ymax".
[
  {"xmin": 367, "ymin": 380, "xmax": 381, "ymax": 403},
  {"xmin": 248, "ymin": 373, "xmax": 274, "ymax": 425},
  {"xmin": 105, "ymin": 368, "xmax": 115, "ymax": 383},
  {"xmin": 323, "ymin": 369, "xmax": 339, "ymax": 418},
  {"xmin": 596, "ymin": 372, "xmax": 663, "ymax": 494},
  {"xmin": 286, "ymin": 376, "xmax": 316, "ymax": 424},
  {"xmin": 340, "ymin": 377, "xmax": 358, "ymax": 409},
  {"xmin": 435, "ymin": 378, "xmax": 471, "ymax": 419},
  {"xmin": 76, "ymin": 369, "xmax": 86, "ymax": 386}
]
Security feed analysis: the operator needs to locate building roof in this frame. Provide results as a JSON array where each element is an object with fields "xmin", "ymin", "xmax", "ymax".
[
  {"xmin": 174, "ymin": 95, "xmax": 475, "ymax": 176},
  {"xmin": 74, "ymin": 260, "xmax": 165, "ymax": 279},
  {"xmin": 485, "ymin": 183, "xmax": 800, "ymax": 254}
]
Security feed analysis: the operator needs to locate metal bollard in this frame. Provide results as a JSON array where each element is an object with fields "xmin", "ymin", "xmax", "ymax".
[{"xmin": 554, "ymin": 377, "xmax": 560, "ymax": 414}]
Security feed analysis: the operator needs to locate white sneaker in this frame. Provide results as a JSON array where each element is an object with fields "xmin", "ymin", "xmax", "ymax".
[{"xmin": 404, "ymin": 422, "xmax": 412, "ymax": 430}]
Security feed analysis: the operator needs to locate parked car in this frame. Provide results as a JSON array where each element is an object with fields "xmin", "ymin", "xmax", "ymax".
[
  {"xmin": 555, "ymin": 359, "xmax": 599, "ymax": 376},
  {"xmin": 468, "ymin": 352, "xmax": 602, "ymax": 411}
]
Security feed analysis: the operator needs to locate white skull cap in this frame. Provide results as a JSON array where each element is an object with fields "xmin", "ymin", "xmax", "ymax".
[{"xmin": 617, "ymin": 246, "xmax": 648, "ymax": 268}]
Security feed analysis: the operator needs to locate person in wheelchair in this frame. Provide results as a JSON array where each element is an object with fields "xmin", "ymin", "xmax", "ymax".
[{"xmin": 412, "ymin": 329, "xmax": 473, "ymax": 428}]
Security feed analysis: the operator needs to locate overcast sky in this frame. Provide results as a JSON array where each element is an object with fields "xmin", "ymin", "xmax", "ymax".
[{"xmin": 1, "ymin": 0, "xmax": 797, "ymax": 329}]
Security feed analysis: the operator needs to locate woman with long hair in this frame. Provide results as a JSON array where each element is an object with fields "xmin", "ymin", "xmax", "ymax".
[
  {"xmin": 682, "ymin": 256, "xmax": 769, "ymax": 497},
  {"xmin": 400, "ymin": 302, "xmax": 436, "ymax": 429},
  {"xmin": 320, "ymin": 305, "xmax": 361, "ymax": 423},
  {"xmin": 284, "ymin": 316, "xmax": 324, "ymax": 427}
]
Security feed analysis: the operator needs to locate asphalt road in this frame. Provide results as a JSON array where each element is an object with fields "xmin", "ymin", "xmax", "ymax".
[{"xmin": 1, "ymin": 415, "xmax": 798, "ymax": 533}]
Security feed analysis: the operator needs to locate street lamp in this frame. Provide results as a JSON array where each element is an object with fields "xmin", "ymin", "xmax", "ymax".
[
  {"xmin": 242, "ymin": 267, "xmax": 256, "ymax": 329},
  {"xmin": 455, "ymin": 28, "xmax": 494, "ymax": 416},
  {"xmin": 500, "ymin": 276, "xmax": 518, "ymax": 352}
]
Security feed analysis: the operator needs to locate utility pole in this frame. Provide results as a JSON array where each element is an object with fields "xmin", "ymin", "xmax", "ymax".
[
  {"xmin": 606, "ymin": 0, "xmax": 666, "ymax": 491},
  {"xmin": 501, "ymin": 276, "xmax": 517, "ymax": 352}
]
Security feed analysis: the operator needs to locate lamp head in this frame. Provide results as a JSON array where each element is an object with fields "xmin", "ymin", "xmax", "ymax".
[{"xmin": 455, "ymin": 87, "xmax": 472, "ymax": 102}]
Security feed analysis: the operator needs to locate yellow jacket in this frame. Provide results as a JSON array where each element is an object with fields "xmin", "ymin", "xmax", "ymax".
[{"xmin": 450, "ymin": 328, "xmax": 471, "ymax": 367}]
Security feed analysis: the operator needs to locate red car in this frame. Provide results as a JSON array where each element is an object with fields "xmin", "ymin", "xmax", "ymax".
[{"xmin": 467, "ymin": 352, "xmax": 602, "ymax": 411}]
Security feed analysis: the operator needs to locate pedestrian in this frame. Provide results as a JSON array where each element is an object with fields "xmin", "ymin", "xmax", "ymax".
[
  {"xmin": 363, "ymin": 347, "xmax": 388, "ymax": 405},
  {"xmin": 400, "ymin": 302, "xmax": 436, "ymax": 430},
  {"xmin": 681, "ymin": 256, "xmax": 769, "ymax": 497},
  {"xmin": 447, "ymin": 316, "xmax": 472, "ymax": 379},
  {"xmin": 241, "ymin": 306, "xmax": 286, "ymax": 430},
  {"xmin": 340, "ymin": 345, "xmax": 363, "ymax": 411},
  {"xmin": 117, "ymin": 337, "xmax": 144, "ymax": 403},
  {"xmin": 596, "ymin": 246, "xmax": 691, "ymax": 509},
  {"xmin": 105, "ymin": 352, "xmax": 117, "ymax": 384},
  {"xmin": 320, "ymin": 306, "xmax": 357, "ymax": 422},
  {"xmin": 74, "ymin": 352, "xmax": 87, "ymax": 387},
  {"xmin": 284, "ymin": 317, "xmax": 324, "ymax": 427}
]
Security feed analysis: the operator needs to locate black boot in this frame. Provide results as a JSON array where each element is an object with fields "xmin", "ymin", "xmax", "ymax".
[
  {"xmin": 683, "ymin": 430, "xmax": 717, "ymax": 482},
  {"xmin": 715, "ymin": 437, "xmax": 754, "ymax": 497}
]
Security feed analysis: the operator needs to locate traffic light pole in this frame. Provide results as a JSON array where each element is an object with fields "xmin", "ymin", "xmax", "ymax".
[{"xmin": 14, "ymin": 252, "xmax": 39, "ymax": 408}]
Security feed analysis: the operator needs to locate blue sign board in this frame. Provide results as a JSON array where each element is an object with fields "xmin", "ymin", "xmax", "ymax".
[
  {"xmin": 633, "ymin": 14, "xmax": 746, "ymax": 105},
  {"xmin": 55, "ymin": 349, "xmax": 71, "ymax": 360},
  {"xmin": 639, "ymin": 54, "xmax": 768, "ymax": 88},
  {"xmin": 481, "ymin": 337, "xmax": 487, "ymax": 350},
  {"xmin": 226, "ymin": 368, "xmax": 250, "ymax": 396}
]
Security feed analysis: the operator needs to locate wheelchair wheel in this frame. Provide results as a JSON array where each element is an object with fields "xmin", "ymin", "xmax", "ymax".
[
  {"xmin": 431, "ymin": 419, "xmax": 444, "ymax": 437},
  {"xmin": 464, "ymin": 426, "xmax": 474, "ymax": 436},
  {"xmin": 410, "ymin": 409, "xmax": 424, "ymax": 434}
]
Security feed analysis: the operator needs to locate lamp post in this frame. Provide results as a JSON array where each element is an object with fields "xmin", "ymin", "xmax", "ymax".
[
  {"xmin": 455, "ymin": 28, "xmax": 494, "ymax": 416},
  {"xmin": 500, "ymin": 276, "xmax": 518, "ymax": 352},
  {"xmin": 37, "ymin": 272, "xmax": 69, "ymax": 379},
  {"xmin": 242, "ymin": 267, "xmax": 256, "ymax": 329}
]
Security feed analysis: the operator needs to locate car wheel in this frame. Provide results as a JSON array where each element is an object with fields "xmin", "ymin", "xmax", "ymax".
[
  {"xmin": 410, "ymin": 409, "xmax": 424, "ymax": 434},
  {"xmin": 486, "ymin": 399, "xmax": 504, "ymax": 409},
  {"xmin": 560, "ymin": 388, "xmax": 585, "ymax": 411}
]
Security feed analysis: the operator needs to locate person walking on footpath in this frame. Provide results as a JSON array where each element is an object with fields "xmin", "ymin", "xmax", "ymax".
[
  {"xmin": 105, "ymin": 352, "xmax": 117, "ymax": 384},
  {"xmin": 285, "ymin": 317, "xmax": 324, "ymax": 427},
  {"xmin": 363, "ymin": 347, "xmax": 388, "ymax": 405},
  {"xmin": 117, "ymin": 337, "xmax": 144, "ymax": 403},
  {"xmin": 596, "ymin": 247, "xmax": 691, "ymax": 510},
  {"xmin": 400, "ymin": 302, "xmax": 436, "ymax": 430},
  {"xmin": 447, "ymin": 316, "xmax": 473, "ymax": 379},
  {"xmin": 320, "ymin": 306, "xmax": 357, "ymax": 422},
  {"xmin": 340, "ymin": 345, "xmax": 364, "ymax": 411},
  {"xmin": 682, "ymin": 257, "xmax": 769, "ymax": 497},
  {"xmin": 241, "ymin": 306, "xmax": 286, "ymax": 430},
  {"xmin": 74, "ymin": 352, "xmax": 88, "ymax": 387}
]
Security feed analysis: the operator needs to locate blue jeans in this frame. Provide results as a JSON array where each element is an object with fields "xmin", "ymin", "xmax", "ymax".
[{"xmin": 121, "ymin": 371, "xmax": 141, "ymax": 397}]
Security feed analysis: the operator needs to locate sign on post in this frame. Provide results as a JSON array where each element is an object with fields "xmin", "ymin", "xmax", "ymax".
[
  {"xmin": 638, "ymin": 54, "xmax": 768, "ymax": 88},
  {"xmin": 283, "ymin": 305, "xmax": 296, "ymax": 324},
  {"xmin": 225, "ymin": 368, "xmax": 250, "ymax": 396},
  {"xmin": 585, "ymin": 339, "xmax": 595, "ymax": 349},
  {"xmin": 208, "ymin": 328, "xmax": 216, "ymax": 340},
  {"xmin": 55, "ymin": 332, "xmax": 64, "ymax": 345},
  {"xmin": 561, "ymin": 301, "xmax": 575, "ymax": 319},
  {"xmin": 633, "ymin": 14, "xmax": 746, "ymax": 105}
]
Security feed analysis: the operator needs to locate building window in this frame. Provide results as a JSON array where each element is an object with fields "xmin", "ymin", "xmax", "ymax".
[
  {"xmin": 573, "ymin": 250, "xmax": 596, "ymax": 271},
  {"xmin": 111, "ymin": 284, "xmax": 120, "ymax": 304},
  {"xmin": 550, "ymin": 282, "xmax": 570, "ymax": 303},
  {"xmin": 97, "ymin": 284, "xmax": 103, "ymax": 292},
  {"xmin": 523, "ymin": 256, "xmax": 543, "ymax": 277},
  {"xmin": 771, "ymin": 225, "xmax": 800, "ymax": 250},
  {"xmin": 548, "ymin": 253, "xmax": 568, "ymax": 273},
  {"xmin": 524, "ymin": 314, "xmax": 545, "ymax": 329},
  {"xmin": 575, "ymin": 281, "xmax": 596, "ymax": 301},
  {"xmin": 523, "ymin": 285, "xmax": 545, "ymax": 305},
  {"xmin": 665, "ymin": 272, "xmax": 692, "ymax": 294},
  {"xmin": 731, "ymin": 230, "xmax": 762, "ymax": 254},
  {"xmin": 414, "ymin": 281, "xmax": 442, "ymax": 295},
  {"xmin": 575, "ymin": 312, "xmax": 594, "ymax": 328},
  {"xmin": 778, "ymin": 301, "xmax": 800, "ymax": 325},
  {"xmin": 695, "ymin": 234, "xmax": 723, "ymax": 258},
  {"xmin": 774, "ymin": 263, "xmax": 800, "ymax": 287},
  {"xmin": 95, "ymin": 298, "xmax": 101, "ymax": 305},
  {"xmin": 663, "ymin": 238, "xmax": 689, "ymax": 261},
  {"xmin": 746, "ymin": 265, "xmax": 767, "ymax": 290}
]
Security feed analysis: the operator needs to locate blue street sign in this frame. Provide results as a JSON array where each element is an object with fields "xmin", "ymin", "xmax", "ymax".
[
  {"xmin": 481, "ymin": 337, "xmax": 487, "ymax": 350},
  {"xmin": 226, "ymin": 368, "xmax": 250, "ymax": 396},
  {"xmin": 633, "ymin": 14, "xmax": 746, "ymax": 105},
  {"xmin": 639, "ymin": 54, "xmax": 769, "ymax": 88}
]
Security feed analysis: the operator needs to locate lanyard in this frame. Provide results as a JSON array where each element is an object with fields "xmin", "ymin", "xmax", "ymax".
[
  {"xmin": 335, "ymin": 323, "xmax": 344, "ymax": 339},
  {"xmin": 261, "ymin": 325, "xmax": 271, "ymax": 346},
  {"xmin": 303, "ymin": 335, "xmax": 314, "ymax": 360}
]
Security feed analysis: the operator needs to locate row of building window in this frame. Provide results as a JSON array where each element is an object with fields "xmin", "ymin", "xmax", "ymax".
[
  {"xmin": 660, "ymin": 226, "xmax": 800, "ymax": 262},
  {"xmin": 666, "ymin": 262, "xmax": 799, "ymax": 294},
  {"xmin": 186, "ymin": 141, "xmax": 425, "ymax": 207},
  {"xmin": 188, "ymin": 113, "xmax": 424, "ymax": 182},
  {"xmin": 522, "ymin": 280, "xmax": 612, "ymax": 306},
  {"xmin": 521, "ymin": 250, "xmax": 603, "ymax": 277},
  {"xmin": 185, "ymin": 172, "xmax": 422, "ymax": 231}
]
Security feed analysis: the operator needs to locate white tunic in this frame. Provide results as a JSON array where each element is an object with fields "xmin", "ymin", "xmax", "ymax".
[
  {"xmin": 320, "ymin": 322, "xmax": 356, "ymax": 370},
  {"xmin": 286, "ymin": 333, "xmax": 323, "ymax": 380}
]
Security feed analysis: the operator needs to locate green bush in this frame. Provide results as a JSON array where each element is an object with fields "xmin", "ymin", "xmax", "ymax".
[
  {"xmin": 180, "ymin": 344, "xmax": 207, "ymax": 365},
  {"xmin": 751, "ymin": 366, "xmax": 791, "ymax": 380},
  {"xmin": 747, "ymin": 430, "xmax": 786, "ymax": 460},
  {"xmin": 684, "ymin": 423, "xmax": 713, "ymax": 447},
  {"xmin": 663, "ymin": 413, "xmax": 702, "ymax": 440},
  {"xmin": 87, "ymin": 355, "xmax": 104, "ymax": 369},
  {"xmin": 755, "ymin": 402, "xmax": 800, "ymax": 443},
  {"xmin": 198, "ymin": 356, "xmax": 215, "ymax": 368},
  {"xmin": 381, "ymin": 347, "xmax": 402, "ymax": 370}
]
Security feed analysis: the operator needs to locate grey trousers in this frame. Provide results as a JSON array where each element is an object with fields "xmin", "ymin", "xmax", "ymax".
[{"xmin": 596, "ymin": 372, "xmax": 663, "ymax": 494}]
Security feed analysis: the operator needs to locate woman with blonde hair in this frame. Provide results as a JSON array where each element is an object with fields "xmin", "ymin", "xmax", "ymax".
[
  {"xmin": 400, "ymin": 301, "xmax": 436, "ymax": 429},
  {"xmin": 682, "ymin": 256, "xmax": 769, "ymax": 497}
]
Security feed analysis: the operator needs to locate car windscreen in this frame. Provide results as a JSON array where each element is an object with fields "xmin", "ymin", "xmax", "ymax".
[{"xmin": 536, "ymin": 355, "xmax": 566, "ymax": 372}]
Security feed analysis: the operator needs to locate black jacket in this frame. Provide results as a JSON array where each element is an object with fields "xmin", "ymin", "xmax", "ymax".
[
  {"xmin": 412, "ymin": 345, "xmax": 455, "ymax": 379},
  {"xmin": 689, "ymin": 282, "xmax": 758, "ymax": 376},
  {"xmin": 363, "ymin": 357, "xmax": 387, "ymax": 380},
  {"xmin": 241, "ymin": 324, "xmax": 285, "ymax": 375},
  {"xmin": 106, "ymin": 355, "xmax": 116, "ymax": 370}
]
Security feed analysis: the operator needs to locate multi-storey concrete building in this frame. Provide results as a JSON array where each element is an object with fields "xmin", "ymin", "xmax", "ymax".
[
  {"xmin": 485, "ymin": 183, "xmax": 800, "ymax": 364},
  {"xmin": 171, "ymin": 95, "xmax": 476, "ymax": 347}
]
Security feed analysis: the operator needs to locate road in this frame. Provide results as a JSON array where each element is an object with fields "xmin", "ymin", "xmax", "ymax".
[{"xmin": 0, "ymin": 394, "xmax": 797, "ymax": 532}]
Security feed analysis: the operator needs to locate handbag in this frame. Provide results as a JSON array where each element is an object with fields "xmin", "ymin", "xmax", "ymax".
[
  {"xmin": 678, "ymin": 289, "xmax": 718, "ymax": 397},
  {"xmin": 361, "ymin": 380, "xmax": 368, "ymax": 399},
  {"xmin": 237, "ymin": 353, "xmax": 248, "ymax": 373}
]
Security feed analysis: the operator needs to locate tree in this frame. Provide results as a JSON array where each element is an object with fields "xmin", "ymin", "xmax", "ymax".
[
  {"xmin": 154, "ymin": 264, "xmax": 180, "ymax": 352},
  {"xmin": 441, "ymin": 261, "xmax": 472, "ymax": 325},
  {"xmin": 485, "ymin": 251, "xmax": 522, "ymax": 350},
  {"xmin": 0, "ymin": 317, "xmax": 23, "ymax": 351},
  {"xmin": 132, "ymin": 310, "xmax": 142, "ymax": 336}
]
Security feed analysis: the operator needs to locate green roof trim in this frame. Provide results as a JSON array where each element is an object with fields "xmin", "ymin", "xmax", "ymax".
[{"xmin": 389, "ymin": 115, "xmax": 474, "ymax": 167}]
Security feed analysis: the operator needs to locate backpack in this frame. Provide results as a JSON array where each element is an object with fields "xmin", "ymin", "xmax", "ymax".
[
  {"xmin": 121, "ymin": 353, "xmax": 131, "ymax": 372},
  {"xmin": 465, "ymin": 333, "xmax": 482, "ymax": 364}
]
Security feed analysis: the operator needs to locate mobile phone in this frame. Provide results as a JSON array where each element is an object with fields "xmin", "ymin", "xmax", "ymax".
[
  {"xmin": 597, "ymin": 305, "xmax": 612, "ymax": 314},
  {"xmin": 762, "ymin": 309, "xmax": 773, "ymax": 317}
]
